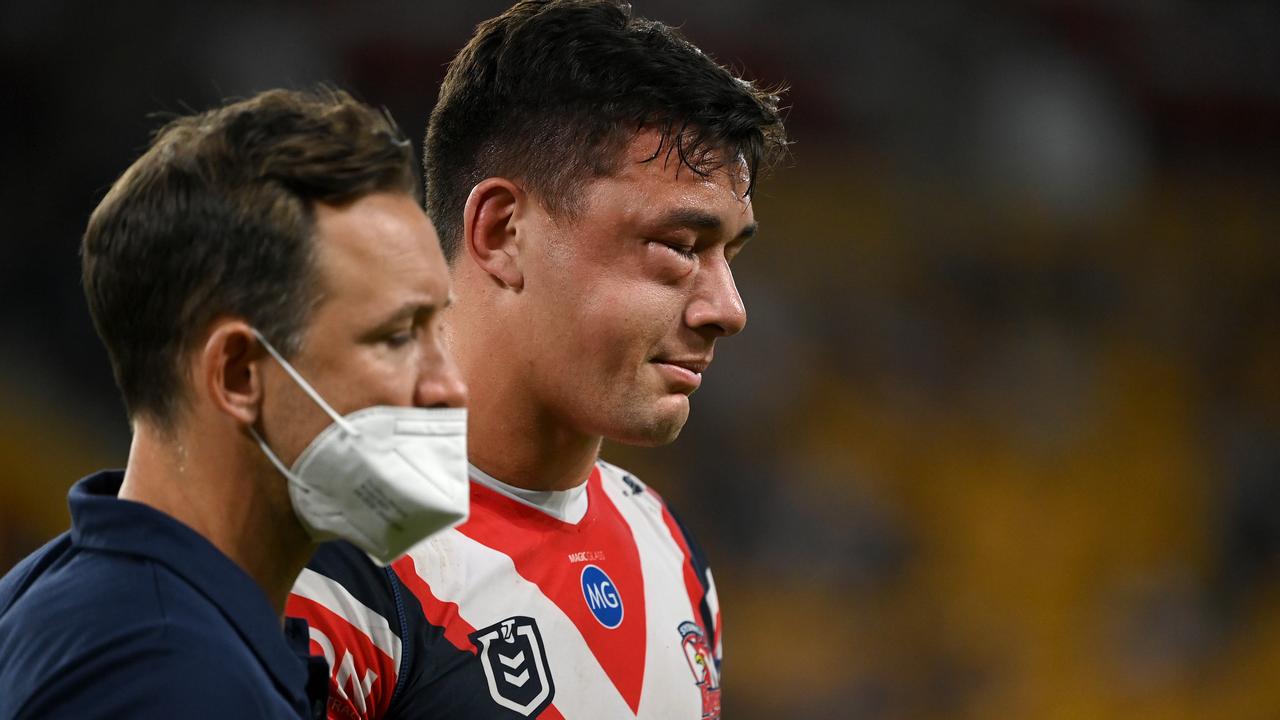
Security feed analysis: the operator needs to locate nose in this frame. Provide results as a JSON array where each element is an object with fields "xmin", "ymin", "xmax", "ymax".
[
  {"xmin": 684, "ymin": 254, "xmax": 747, "ymax": 337},
  {"xmin": 414, "ymin": 340, "xmax": 469, "ymax": 409}
]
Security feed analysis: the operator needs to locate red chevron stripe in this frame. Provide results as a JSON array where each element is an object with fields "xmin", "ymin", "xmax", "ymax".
[{"xmin": 457, "ymin": 468, "xmax": 648, "ymax": 714}]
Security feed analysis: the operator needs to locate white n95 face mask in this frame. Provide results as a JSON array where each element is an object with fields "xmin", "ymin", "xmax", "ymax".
[{"xmin": 248, "ymin": 329, "xmax": 469, "ymax": 566}]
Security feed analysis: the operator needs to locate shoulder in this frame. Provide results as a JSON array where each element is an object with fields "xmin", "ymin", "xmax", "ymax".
[
  {"xmin": 0, "ymin": 542, "xmax": 259, "ymax": 669},
  {"xmin": 22, "ymin": 628, "xmax": 278, "ymax": 719},
  {"xmin": 0, "ymin": 532, "xmax": 74, "ymax": 614},
  {"xmin": 291, "ymin": 541, "xmax": 403, "ymax": 664},
  {"xmin": 1, "ymin": 545, "xmax": 171, "ymax": 665},
  {"xmin": 2, "ymin": 576, "xmax": 273, "ymax": 719},
  {"xmin": 594, "ymin": 459, "xmax": 706, "ymax": 559},
  {"xmin": 289, "ymin": 541, "xmax": 405, "ymax": 720},
  {"xmin": 595, "ymin": 458, "xmax": 651, "ymax": 498},
  {"xmin": 595, "ymin": 458, "xmax": 722, "ymax": 654}
]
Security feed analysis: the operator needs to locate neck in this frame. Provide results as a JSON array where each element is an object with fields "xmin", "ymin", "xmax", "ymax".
[
  {"xmin": 448, "ymin": 328, "xmax": 594, "ymax": 491},
  {"xmin": 447, "ymin": 277, "xmax": 601, "ymax": 492},
  {"xmin": 466, "ymin": 377, "xmax": 601, "ymax": 491},
  {"xmin": 118, "ymin": 419, "xmax": 312, "ymax": 619}
]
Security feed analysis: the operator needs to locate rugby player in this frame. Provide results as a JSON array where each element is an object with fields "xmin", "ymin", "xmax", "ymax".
[{"xmin": 288, "ymin": 2, "xmax": 787, "ymax": 718}]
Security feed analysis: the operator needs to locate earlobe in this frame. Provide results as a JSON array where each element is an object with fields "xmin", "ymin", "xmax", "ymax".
[
  {"xmin": 463, "ymin": 178, "xmax": 525, "ymax": 290},
  {"xmin": 200, "ymin": 321, "xmax": 265, "ymax": 427}
]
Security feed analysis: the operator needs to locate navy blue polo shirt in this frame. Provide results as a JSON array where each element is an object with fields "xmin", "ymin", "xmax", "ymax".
[{"xmin": 0, "ymin": 471, "xmax": 327, "ymax": 719}]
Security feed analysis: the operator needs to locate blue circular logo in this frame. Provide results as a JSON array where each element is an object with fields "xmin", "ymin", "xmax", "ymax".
[{"xmin": 580, "ymin": 564, "xmax": 624, "ymax": 629}]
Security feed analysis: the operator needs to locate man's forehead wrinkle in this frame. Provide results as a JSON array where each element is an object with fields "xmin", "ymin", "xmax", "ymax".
[
  {"xmin": 377, "ymin": 290, "xmax": 448, "ymax": 325},
  {"xmin": 655, "ymin": 207, "xmax": 723, "ymax": 232},
  {"xmin": 586, "ymin": 133, "xmax": 755, "ymax": 242},
  {"xmin": 642, "ymin": 204, "xmax": 757, "ymax": 246}
]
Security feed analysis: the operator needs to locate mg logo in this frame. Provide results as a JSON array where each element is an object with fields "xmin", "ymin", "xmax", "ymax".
[{"xmin": 580, "ymin": 564, "xmax": 624, "ymax": 629}]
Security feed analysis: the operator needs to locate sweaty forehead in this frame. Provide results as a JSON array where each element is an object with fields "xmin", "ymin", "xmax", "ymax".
[
  {"xmin": 589, "ymin": 129, "xmax": 753, "ymax": 224},
  {"xmin": 619, "ymin": 128, "xmax": 751, "ymax": 191}
]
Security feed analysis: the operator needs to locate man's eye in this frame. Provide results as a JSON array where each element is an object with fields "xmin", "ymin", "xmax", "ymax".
[
  {"xmin": 653, "ymin": 241, "xmax": 696, "ymax": 259},
  {"xmin": 386, "ymin": 328, "xmax": 417, "ymax": 348}
]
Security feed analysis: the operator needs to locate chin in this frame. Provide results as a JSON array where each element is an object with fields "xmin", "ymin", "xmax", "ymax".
[
  {"xmin": 606, "ymin": 397, "xmax": 690, "ymax": 447},
  {"xmin": 616, "ymin": 425, "xmax": 683, "ymax": 448}
]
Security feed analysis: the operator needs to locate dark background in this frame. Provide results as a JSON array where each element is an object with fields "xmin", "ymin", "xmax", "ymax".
[{"xmin": 3, "ymin": 1, "xmax": 1279, "ymax": 717}]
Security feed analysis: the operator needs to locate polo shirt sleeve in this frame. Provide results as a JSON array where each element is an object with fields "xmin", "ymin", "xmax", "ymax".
[{"xmin": 16, "ymin": 632, "xmax": 281, "ymax": 719}]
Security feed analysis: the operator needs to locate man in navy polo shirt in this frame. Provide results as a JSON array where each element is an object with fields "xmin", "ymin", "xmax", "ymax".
[{"xmin": 0, "ymin": 88, "xmax": 469, "ymax": 718}]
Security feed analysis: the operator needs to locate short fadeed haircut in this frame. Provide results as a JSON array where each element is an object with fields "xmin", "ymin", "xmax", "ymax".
[
  {"xmin": 83, "ymin": 87, "xmax": 415, "ymax": 430},
  {"xmin": 424, "ymin": 0, "xmax": 789, "ymax": 261}
]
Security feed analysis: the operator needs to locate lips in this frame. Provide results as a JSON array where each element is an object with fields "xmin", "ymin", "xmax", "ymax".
[
  {"xmin": 655, "ymin": 356, "xmax": 711, "ymax": 374},
  {"xmin": 650, "ymin": 354, "xmax": 712, "ymax": 393}
]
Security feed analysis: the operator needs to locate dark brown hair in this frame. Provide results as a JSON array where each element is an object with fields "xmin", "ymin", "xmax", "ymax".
[
  {"xmin": 424, "ymin": 0, "xmax": 789, "ymax": 261},
  {"xmin": 82, "ymin": 87, "xmax": 415, "ymax": 429}
]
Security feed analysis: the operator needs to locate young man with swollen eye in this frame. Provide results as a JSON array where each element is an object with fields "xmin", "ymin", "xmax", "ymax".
[
  {"xmin": 287, "ymin": 2, "xmax": 789, "ymax": 718},
  {"xmin": 0, "ymin": 88, "xmax": 469, "ymax": 719}
]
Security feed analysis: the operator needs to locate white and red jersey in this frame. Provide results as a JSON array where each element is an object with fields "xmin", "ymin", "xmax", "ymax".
[{"xmin": 287, "ymin": 460, "xmax": 722, "ymax": 719}]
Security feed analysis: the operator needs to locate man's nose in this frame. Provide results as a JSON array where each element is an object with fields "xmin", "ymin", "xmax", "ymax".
[{"xmin": 684, "ymin": 255, "xmax": 747, "ymax": 338}]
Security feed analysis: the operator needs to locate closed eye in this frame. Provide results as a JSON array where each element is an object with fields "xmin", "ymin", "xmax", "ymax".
[
  {"xmin": 385, "ymin": 326, "xmax": 418, "ymax": 348},
  {"xmin": 652, "ymin": 240, "xmax": 696, "ymax": 260}
]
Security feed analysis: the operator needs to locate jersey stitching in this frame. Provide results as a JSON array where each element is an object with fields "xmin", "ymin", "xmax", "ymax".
[
  {"xmin": 150, "ymin": 562, "xmax": 170, "ymax": 642},
  {"xmin": 385, "ymin": 565, "xmax": 411, "ymax": 713}
]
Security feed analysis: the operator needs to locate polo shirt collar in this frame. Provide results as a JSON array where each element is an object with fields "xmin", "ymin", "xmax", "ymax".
[{"xmin": 68, "ymin": 470, "xmax": 309, "ymax": 703}]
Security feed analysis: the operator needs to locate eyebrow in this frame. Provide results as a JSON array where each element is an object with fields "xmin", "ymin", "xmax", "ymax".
[
  {"xmin": 374, "ymin": 294, "xmax": 452, "ymax": 329},
  {"xmin": 654, "ymin": 208, "xmax": 758, "ymax": 242}
]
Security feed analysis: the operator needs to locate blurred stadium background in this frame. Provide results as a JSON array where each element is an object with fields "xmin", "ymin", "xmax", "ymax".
[{"xmin": 2, "ymin": 1, "xmax": 1279, "ymax": 717}]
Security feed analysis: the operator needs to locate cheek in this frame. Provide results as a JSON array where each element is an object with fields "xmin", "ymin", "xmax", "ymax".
[
  {"xmin": 578, "ymin": 282, "xmax": 674, "ymax": 360},
  {"xmin": 322, "ymin": 353, "xmax": 409, "ymax": 411},
  {"xmin": 528, "ymin": 248, "xmax": 685, "ymax": 388},
  {"xmin": 264, "ymin": 380, "xmax": 333, "ymax": 467},
  {"xmin": 523, "ymin": 291, "xmax": 630, "ymax": 404}
]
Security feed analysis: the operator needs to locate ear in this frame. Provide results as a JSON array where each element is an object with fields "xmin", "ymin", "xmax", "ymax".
[
  {"xmin": 463, "ymin": 177, "xmax": 525, "ymax": 290},
  {"xmin": 197, "ymin": 319, "xmax": 266, "ymax": 427}
]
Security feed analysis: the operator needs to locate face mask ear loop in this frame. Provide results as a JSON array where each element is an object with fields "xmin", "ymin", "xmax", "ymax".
[
  {"xmin": 247, "ymin": 425, "xmax": 302, "ymax": 481},
  {"xmin": 251, "ymin": 328, "xmax": 359, "ymax": 437}
]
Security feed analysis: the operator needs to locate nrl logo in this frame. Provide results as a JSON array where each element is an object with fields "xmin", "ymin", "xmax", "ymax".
[{"xmin": 470, "ymin": 616, "xmax": 555, "ymax": 717}]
